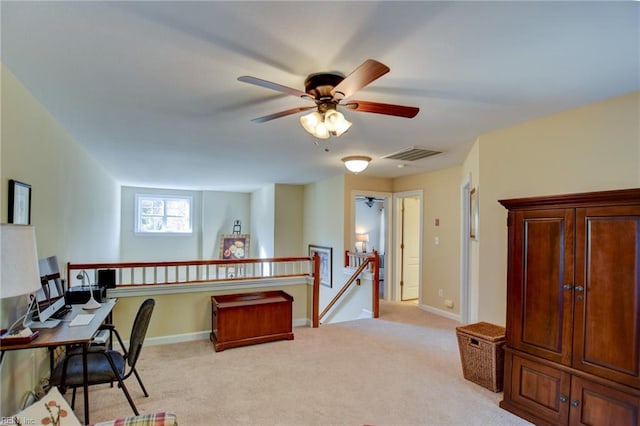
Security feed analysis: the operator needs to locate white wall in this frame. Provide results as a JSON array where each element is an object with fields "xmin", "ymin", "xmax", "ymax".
[
  {"xmin": 251, "ymin": 184, "xmax": 275, "ymax": 258},
  {"xmin": 202, "ymin": 190, "xmax": 250, "ymax": 259},
  {"xmin": 120, "ymin": 186, "xmax": 202, "ymax": 261},
  {"xmin": 120, "ymin": 186, "xmax": 251, "ymax": 261},
  {"xmin": 355, "ymin": 198, "xmax": 383, "ymax": 253}
]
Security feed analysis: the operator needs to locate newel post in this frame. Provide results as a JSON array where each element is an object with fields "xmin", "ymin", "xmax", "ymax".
[
  {"xmin": 312, "ymin": 252, "xmax": 320, "ymax": 328},
  {"xmin": 372, "ymin": 250, "xmax": 380, "ymax": 318}
]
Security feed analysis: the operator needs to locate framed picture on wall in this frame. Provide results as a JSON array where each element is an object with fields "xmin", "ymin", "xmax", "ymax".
[
  {"xmin": 8, "ymin": 179, "xmax": 32, "ymax": 225},
  {"xmin": 470, "ymin": 187, "xmax": 479, "ymax": 240},
  {"xmin": 309, "ymin": 244, "xmax": 333, "ymax": 288},
  {"xmin": 219, "ymin": 234, "xmax": 250, "ymax": 259}
]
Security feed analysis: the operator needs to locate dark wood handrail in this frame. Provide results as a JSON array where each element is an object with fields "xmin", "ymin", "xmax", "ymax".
[
  {"xmin": 319, "ymin": 258, "xmax": 370, "ymax": 321},
  {"xmin": 313, "ymin": 251, "xmax": 379, "ymax": 327}
]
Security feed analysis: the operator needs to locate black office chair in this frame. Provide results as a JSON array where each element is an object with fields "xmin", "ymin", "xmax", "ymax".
[{"xmin": 50, "ymin": 298, "xmax": 155, "ymax": 416}]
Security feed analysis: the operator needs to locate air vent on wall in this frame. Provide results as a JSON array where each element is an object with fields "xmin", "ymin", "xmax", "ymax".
[{"xmin": 382, "ymin": 146, "xmax": 442, "ymax": 161}]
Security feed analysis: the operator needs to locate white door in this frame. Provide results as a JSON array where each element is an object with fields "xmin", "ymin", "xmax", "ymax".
[{"xmin": 401, "ymin": 197, "xmax": 420, "ymax": 300}]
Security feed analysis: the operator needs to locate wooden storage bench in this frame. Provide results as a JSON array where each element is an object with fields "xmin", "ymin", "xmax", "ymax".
[{"xmin": 210, "ymin": 290, "xmax": 294, "ymax": 352}]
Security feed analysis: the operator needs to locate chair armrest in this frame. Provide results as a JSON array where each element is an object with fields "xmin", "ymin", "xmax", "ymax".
[{"xmin": 89, "ymin": 411, "xmax": 177, "ymax": 426}]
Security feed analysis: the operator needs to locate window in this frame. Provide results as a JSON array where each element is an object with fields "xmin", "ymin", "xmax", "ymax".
[{"xmin": 135, "ymin": 194, "xmax": 192, "ymax": 234}]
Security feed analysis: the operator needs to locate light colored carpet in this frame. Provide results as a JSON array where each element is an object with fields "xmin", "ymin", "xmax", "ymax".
[{"xmin": 71, "ymin": 301, "xmax": 531, "ymax": 425}]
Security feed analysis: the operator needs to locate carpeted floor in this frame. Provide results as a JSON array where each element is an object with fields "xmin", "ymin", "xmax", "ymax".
[{"xmin": 71, "ymin": 301, "xmax": 531, "ymax": 425}]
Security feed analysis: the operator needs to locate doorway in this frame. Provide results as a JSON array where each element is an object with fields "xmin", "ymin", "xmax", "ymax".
[
  {"xmin": 394, "ymin": 190, "xmax": 423, "ymax": 302},
  {"xmin": 353, "ymin": 191, "xmax": 391, "ymax": 300}
]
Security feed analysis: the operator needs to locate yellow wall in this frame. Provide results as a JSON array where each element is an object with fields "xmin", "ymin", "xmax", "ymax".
[
  {"xmin": 111, "ymin": 283, "xmax": 310, "ymax": 340},
  {"xmin": 274, "ymin": 184, "xmax": 305, "ymax": 256},
  {"xmin": 393, "ymin": 167, "xmax": 462, "ymax": 314},
  {"xmin": 476, "ymin": 91, "xmax": 640, "ymax": 325},
  {"xmin": 1, "ymin": 64, "xmax": 120, "ymax": 415}
]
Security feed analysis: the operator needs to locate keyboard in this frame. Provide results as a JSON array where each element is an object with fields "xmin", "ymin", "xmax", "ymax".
[
  {"xmin": 91, "ymin": 329, "xmax": 109, "ymax": 345},
  {"xmin": 69, "ymin": 314, "xmax": 95, "ymax": 327},
  {"xmin": 52, "ymin": 305, "xmax": 72, "ymax": 320}
]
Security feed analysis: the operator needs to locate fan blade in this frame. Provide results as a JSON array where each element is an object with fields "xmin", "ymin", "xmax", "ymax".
[
  {"xmin": 238, "ymin": 76, "xmax": 313, "ymax": 100},
  {"xmin": 344, "ymin": 100, "xmax": 419, "ymax": 118},
  {"xmin": 251, "ymin": 106, "xmax": 316, "ymax": 123},
  {"xmin": 331, "ymin": 59, "xmax": 390, "ymax": 99}
]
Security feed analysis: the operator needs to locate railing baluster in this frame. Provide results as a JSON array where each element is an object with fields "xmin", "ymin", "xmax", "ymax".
[{"xmin": 68, "ymin": 256, "xmax": 313, "ymax": 288}]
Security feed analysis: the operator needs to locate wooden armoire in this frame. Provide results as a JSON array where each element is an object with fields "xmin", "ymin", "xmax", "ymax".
[{"xmin": 499, "ymin": 188, "xmax": 640, "ymax": 425}]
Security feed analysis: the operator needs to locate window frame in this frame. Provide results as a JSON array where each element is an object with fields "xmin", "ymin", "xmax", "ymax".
[{"xmin": 134, "ymin": 194, "xmax": 193, "ymax": 235}]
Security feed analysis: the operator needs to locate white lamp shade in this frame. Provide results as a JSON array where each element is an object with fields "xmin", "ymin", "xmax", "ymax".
[
  {"xmin": 301, "ymin": 108, "xmax": 351, "ymax": 139},
  {"xmin": 333, "ymin": 117, "xmax": 352, "ymax": 136},
  {"xmin": 342, "ymin": 156, "xmax": 372, "ymax": 174},
  {"xmin": 314, "ymin": 122, "xmax": 330, "ymax": 139},
  {"xmin": 300, "ymin": 111, "xmax": 322, "ymax": 133},
  {"xmin": 1, "ymin": 224, "xmax": 41, "ymax": 299},
  {"xmin": 355, "ymin": 233, "xmax": 369, "ymax": 242}
]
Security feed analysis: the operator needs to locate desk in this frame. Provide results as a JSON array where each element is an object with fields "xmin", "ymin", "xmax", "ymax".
[{"xmin": 0, "ymin": 299, "xmax": 116, "ymax": 425}]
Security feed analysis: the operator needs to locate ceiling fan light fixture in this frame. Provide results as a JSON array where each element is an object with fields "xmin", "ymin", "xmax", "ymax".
[
  {"xmin": 300, "ymin": 111, "xmax": 322, "ymax": 133},
  {"xmin": 325, "ymin": 109, "xmax": 352, "ymax": 136},
  {"xmin": 314, "ymin": 122, "xmax": 330, "ymax": 139},
  {"xmin": 300, "ymin": 105, "xmax": 351, "ymax": 139},
  {"xmin": 342, "ymin": 155, "xmax": 372, "ymax": 174},
  {"xmin": 324, "ymin": 109, "xmax": 343, "ymax": 132},
  {"xmin": 300, "ymin": 111, "xmax": 330, "ymax": 139}
]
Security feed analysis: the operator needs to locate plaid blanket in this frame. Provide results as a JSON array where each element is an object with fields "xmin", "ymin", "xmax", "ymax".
[{"xmin": 89, "ymin": 412, "xmax": 177, "ymax": 426}]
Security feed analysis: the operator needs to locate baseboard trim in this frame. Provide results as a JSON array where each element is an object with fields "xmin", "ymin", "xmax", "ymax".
[
  {"xmin": 358, "ymin": 309, "xmax": 373, "ymax": 319},
  {"xmin": 419, "ymin": 304, "xmax": 461, "ymax": 322},
  {"xmin": 143, "ymin": 318, "xmax": 311, "ymax": 346},
  {"xmin": 145, "ymin": 331, "xmax": 210, "ymax": 346}
]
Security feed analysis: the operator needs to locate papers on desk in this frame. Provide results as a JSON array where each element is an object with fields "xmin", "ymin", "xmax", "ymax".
[{"xmin": 69, "ymin": 314, "xmax": 95, "ymax": 327}]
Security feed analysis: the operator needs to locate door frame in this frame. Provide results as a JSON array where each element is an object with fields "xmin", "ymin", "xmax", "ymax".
[
  {"xmin": 350, "ymin": 190, "xmax": 392, "ymax": 301},
  {"xmin": 392, "ymin": 190, "xmax": 423, "ymax": 303},
  {"xmin": 459, "ymin": 174, "xmax": 472, "ymax": 324}
]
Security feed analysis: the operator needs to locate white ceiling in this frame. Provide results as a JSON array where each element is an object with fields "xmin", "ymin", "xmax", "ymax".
[{"xmin": 2, "ymin": 1, "xmax": 638, "ymax": 192}]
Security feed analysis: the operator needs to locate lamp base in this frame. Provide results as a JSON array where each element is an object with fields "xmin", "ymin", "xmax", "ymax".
[{"xmin": 82, "ymin": 297, "xmax": 101, "ymax": 310}]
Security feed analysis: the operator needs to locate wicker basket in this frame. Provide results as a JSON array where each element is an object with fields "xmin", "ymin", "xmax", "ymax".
[{"xmin": 456, "ymin": 322, "xmax": 506, "ymax": 392}]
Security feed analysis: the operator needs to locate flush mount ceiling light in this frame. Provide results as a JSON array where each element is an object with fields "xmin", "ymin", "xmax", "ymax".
[{"xmin": 342, "ymin": 156, "xmax": 372, "ymax": 174}]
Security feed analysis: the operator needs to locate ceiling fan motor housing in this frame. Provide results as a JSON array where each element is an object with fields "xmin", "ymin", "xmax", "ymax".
[{"xmin": 304, "ymin": 72, "xmax": 345, "ymax": 100}]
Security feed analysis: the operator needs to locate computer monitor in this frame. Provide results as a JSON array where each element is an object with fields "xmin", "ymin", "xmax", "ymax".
[{"xmin": 30, "ymin": 256, "xmax": 66, "ymax": 324}]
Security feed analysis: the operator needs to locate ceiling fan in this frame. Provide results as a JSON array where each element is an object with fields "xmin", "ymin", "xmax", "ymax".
[{"xmin": 238, "ymin": 59, "xmax": 419, "ymax": 139}]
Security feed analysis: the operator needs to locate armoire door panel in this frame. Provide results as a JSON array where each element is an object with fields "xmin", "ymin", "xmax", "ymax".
[
  {"xmin": 574, "ymin": 206, "xmax": 640, "ymax": 387},
  {"xmin": 570, "ymin": 376, "xmax": 640, "ymax": 426},
  {"xmin": 510, "ymin": 354, "xmax": 571, "ymax": 424},
  {"xmin": 510, "ymin": 209, "xmax": 574, "ymax": 365}
]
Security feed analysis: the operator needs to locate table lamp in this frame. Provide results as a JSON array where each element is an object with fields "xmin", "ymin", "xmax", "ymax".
[
  {"xmin": 1, "ymin": 224, "xmax": 42, "ymax": 335},
  {"xmin": 355, "ymin": 233, "xmax": 369, "ymax": 253},
  {"xmin": 77, "ymin": 269, "xmax": 101, "ymax": 310}
]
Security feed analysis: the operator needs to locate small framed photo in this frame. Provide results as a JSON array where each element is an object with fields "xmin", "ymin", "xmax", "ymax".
[
  {"xmin": 219, "ymin": 234, "xmax": 250, "ymax": 259},
  {"xmin": 309, "ymin": 244, "xmax": 333, "ymax": 288},
  {"xmin": 470, "ymin": 187, "xmax": 479, "ymax": 240},
  {"xmin": 8, "ymin": 179, "xmax": 32, "ymax": 225}
]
